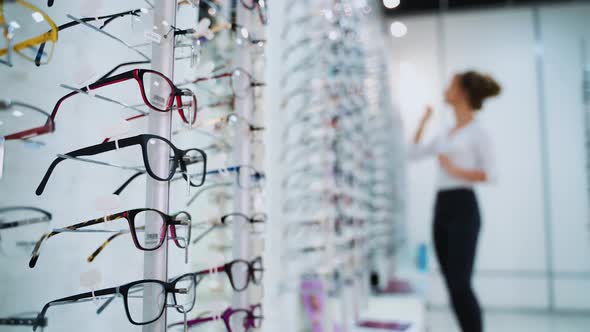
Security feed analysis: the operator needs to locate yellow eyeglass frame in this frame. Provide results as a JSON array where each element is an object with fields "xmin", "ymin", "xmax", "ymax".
[{"xmin": 0, "ymin": 0, "xmax": 58, "ymax": 65}]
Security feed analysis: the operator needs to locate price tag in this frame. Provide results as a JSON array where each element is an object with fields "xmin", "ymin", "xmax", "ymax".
[{"xmin": 0, "ymin": 137, "xmax": 5, "ymax": 180}]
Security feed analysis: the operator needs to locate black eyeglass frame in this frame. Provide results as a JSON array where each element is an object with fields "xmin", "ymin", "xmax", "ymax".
[
  {"xmin": 35, "ymin": 134, "xmax": 207, "ymax": 195},
  {"xmin": 33, "ymin": 279, "xmax": 185, "ymax": 330}
]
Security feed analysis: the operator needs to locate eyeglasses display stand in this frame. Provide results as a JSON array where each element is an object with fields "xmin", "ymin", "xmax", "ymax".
[
  {"xmin": 142, "ymin": 0, "xmax": 177, "ymax": 331},
  {"xmin": 263, "ymin": 1, "xmax": 408, "ymax": 332}
]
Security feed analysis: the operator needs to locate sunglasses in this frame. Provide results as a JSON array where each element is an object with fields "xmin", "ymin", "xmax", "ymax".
[
  {"xmin": 35, "ymin": 134, "xmax": 207, "ymax": 196},
  {"xmin": 28, "ymin": 209, "xmax": 191, "ymax": 268}
]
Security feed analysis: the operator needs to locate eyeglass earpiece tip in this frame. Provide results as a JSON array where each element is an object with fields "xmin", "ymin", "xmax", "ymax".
[{"xmin": 29, "ymin": 255, "xmax": 39, "ymax": 268}]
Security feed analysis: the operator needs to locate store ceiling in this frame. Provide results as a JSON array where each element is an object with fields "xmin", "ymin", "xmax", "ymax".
[{"xmin": 382, "ymin": 0, "xmax": 577, "ymax": 15}]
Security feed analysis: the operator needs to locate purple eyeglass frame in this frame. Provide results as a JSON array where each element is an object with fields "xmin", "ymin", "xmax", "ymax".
[{"xmin": 169, "ymin": 305, "xmax": 262, "ymax": 331}]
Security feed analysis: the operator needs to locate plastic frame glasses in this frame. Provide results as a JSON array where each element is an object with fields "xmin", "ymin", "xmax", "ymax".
[
  {"xmin": 39, "ymin": 68, "xmax": 197, "ymax": 139},
  {"xmin": 0, "ymin": 99, "xmax": 54, "ymax": 141},
  {"xmin": 28, "ymin": 208, "xmax": 191, "ymax": 268},
  {"xmin": 97, "ymin": 258, "xmax": 264, "ymax": 317},
  {"xmin": 173, "ymin": 257, "xmax": 263, "ymax": 297},
  {"xmin": 0, "ymin": 0, "xmax": 58, "ymax": 66},
  {"xmin": 191, "ymin": 212, "xmax": 267, "ymax": 245},
  {"xmin": 169, "ymin": 305, "xmax": 263, "ymax": 331},
  {"xmin": 35, "ymin": 134, "xmax": 207, "ymax": 195},
  {"xmin": 0, "ymin": 206, "xmax": 51, "ymax": 256},
  {"xmin": 112, "ymin": 164, "xmax": 264, "ymax": 198},
  {"xmin": 0, "ymin": 206, "xmax": 51, "ymax": 230},
  {"xmin": 33, "ymin": 279, "xmax": 188, "ymax": 331},
  {"xmin": 186, "ymin": 68, "xmax": 264, "ymax": 99},
  {"xmin": 85, "ymin": 210, "xmax": 192, "ymax": 264}
]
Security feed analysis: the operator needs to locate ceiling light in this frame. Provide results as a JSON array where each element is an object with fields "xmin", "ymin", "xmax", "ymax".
[
  {"xmin": 383, "ymin": 0, "xmax": 400, "ymax": 9},
  {"xmin": 390, "ymin": 21, "xmax": 407, "ymax": 38}
]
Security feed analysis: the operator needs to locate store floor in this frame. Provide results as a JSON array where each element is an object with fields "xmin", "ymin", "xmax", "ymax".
[{"xmin": 426, "ymin": 308, "xmax": 590, "ymax": 332}]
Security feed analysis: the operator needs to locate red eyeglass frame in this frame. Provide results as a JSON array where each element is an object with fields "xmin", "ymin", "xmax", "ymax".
[{"xmin": 8, "ymin": 69, "xmax": 197, "ymax": 141}]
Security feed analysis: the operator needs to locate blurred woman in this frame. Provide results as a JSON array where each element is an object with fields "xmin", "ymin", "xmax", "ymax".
[{"xmin": 410, "ymin": 71, "xmax": 501, "ymax": 332}]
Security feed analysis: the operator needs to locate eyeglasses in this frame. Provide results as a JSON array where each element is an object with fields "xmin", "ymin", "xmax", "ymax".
[
  {"xmin": 111, "ymin": 163, "xmax": 264, "ymax": 198},
  {"xmin": 0, "ymin": 0, "xmax": 58, "ymax": 66},
  {"xmin": 0, "ymin": 99, "xmax": 54, "ymax": 141},
  {"xmin": 33, "ymin": 279, "xmax": 188, "ymax": 331},
  {"xmin": 192, "ymin": 212, "xmax": 267, "ymax": 245},
  {"xmin": 168, "ymin": 304, "xmax": 263, "ymax": 331},
  {"xmin": 96, "ymin": 258, "xmax": 263, "ymax": 322},
  {"xmin": 35, "ymin": 134, "xmax": 208, "ymax": 195},
  {"xmin": 28, "ymin": 209, "xmax": 191, "ymax": 268},
  {"xmin": 201, "ymin": 112, "xmax": 265, "ymax": 133},
  {"xmin": 172, "ymin": 257, "xmax": 263, "ymax": 304},
  {"xmin": 206, "ymin": 165, "xmax": 266, "ymax": 189},
  {"xmin": 33, "ymin": 8, "xmax": 149, "ymax": 66},
  {"xmin": 42, "ymin": 69, "xmax": 197, "ymax": 138},
  {"xmin": 182, "ymin": 68, "xmax": 264, "ymax": 99},
  {"xmin": 0, "ymin": 206, "xmax": 51, "ymax": 256}
]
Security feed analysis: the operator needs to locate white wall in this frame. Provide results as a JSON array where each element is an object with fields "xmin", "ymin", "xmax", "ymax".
[{"xmin": 388, "ymin": 3, "xmax": 590, "ymax": 310}]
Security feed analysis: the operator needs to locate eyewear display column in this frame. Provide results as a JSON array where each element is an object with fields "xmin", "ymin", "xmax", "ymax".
[{"xmin": 143, "ymin": 1, "xmax": 177, "ymax": 331}]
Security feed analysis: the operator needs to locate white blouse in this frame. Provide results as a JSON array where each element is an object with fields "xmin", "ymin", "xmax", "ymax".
[{"xmin": 408, "ymin": 120, "xmax": 497, "ymax": 190}]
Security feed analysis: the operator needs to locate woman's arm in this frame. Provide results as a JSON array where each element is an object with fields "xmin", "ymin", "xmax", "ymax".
[
  {"xmin": 438, "ymin": 155, "xmax": 488, "ymax": 182},
  {"xmin": 413, "ymin": 106, "xmax": 433, "ymax": 144},
  {"xmin": 408, "ymin": 107, "xmax": 439, "ymax": 160}
]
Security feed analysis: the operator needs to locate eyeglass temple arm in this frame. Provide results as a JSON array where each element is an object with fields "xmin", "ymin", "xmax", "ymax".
[
  {"xmin": 0, "ymin": 316, "xmax": 47, "ymax": 327},
  {"xmin": 28, "ymin": 212, "xmax": 127, "ymax": 268},
  {"xmin": 0, "ymin": 216, "xmax": 51, "ymax": 230},
  {"xmin": 87, "ymin": 231, "xmax": 128, "ymax": 262},
  {"xmin": 0, "ymin": 206, "xmax": 52, "ymax": 228},
  {"xmin": 48, "ymin": 70, "xmax": 134, "ymax": 123},
  {"xmin": 97, "ymin": 282, "xmax": 146, "ymax": 315},
  {"xmin": 98, "ymin": 60, "xmax": 151, "ymax": 81},
  {"xmin": 34, "ymin": 287, "xmax": 118, "ymax": 331},
  {"xmin": 191, "ymin": 224, "xmax": 218, "ymax": 245},
  {"xmin": 170, "ymin": 315, "xmax": 216, "ymax": 329},
  {"xmin": 35, "ymin": 136, "xmax": 139, "ymax": 196},
  {"xmin": 195, "ymin": 265, "xmax": 226, "ymax": 276},
  {"xmin": 113, "ymin": 171, "xmax": 147, "ymax": 195},
  {"xmin": 192, "ymin": 72, "xmax": 232, "ymax": 84},
  {"xmin": 66, "ymin": 14, "xmax": 151, "ymax": 62}
]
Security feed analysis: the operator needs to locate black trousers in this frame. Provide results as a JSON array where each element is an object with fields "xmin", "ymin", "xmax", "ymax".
[{"xmin": 433, "ymin": 188, "xmax": 483, "ymax": 332}]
